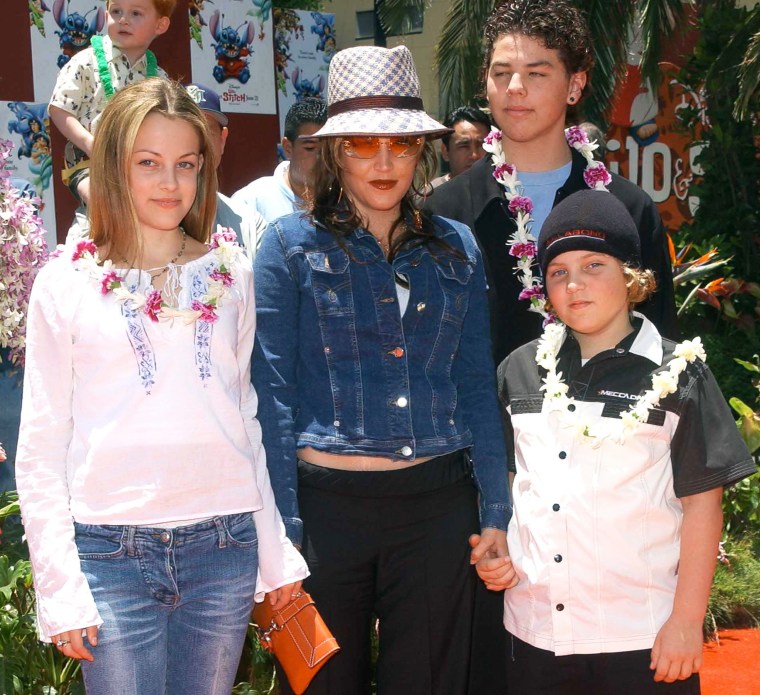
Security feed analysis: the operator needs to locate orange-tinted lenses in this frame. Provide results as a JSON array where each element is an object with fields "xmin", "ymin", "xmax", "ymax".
[{"xmin": 341, "ymin": 136, "xmax": 424, "ymax": 159}]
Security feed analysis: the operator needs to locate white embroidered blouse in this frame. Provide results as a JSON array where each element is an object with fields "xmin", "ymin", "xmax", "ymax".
[{"xmin": 16, "ymin": 246, "xmax": 307, "ymax": 641}]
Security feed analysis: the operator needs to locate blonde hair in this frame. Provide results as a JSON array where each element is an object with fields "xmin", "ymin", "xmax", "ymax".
[
  {"xmin": 107, "ymin": 0, "xmax": 176, "ymax": 18},
  {"xmin": 89, "ymin": 78, "xmax": 217, "ymax": 264},
  {"xmin": 544, "ymin": 262, "xmax": 657, "ymax": 317}
]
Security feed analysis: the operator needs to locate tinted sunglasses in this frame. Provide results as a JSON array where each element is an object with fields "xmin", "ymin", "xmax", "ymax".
[{"xmin": 340, "ymin": 136, "xmax": 424, "ymax": 159}]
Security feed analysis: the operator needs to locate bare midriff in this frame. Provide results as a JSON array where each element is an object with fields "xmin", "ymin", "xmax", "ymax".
[{"xmin": 299, "ymin": 446, "xmax": 433, "ymax": 471}]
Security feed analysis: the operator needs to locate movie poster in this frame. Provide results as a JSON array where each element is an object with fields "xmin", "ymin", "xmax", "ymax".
[
  {"xmin": 1, "ymin": 101, "xmax": 57, "ymax": 249},
  {"xmin": 189, "ymin": 0, "xmax": 276, "ymax": 115},
  {"xmin": 274, "ymin": 8, "xmax": 334, "ymax": 138},
  {"xmin": 29, "ymin": 0, "xmax": 107, "ymax": 103}
]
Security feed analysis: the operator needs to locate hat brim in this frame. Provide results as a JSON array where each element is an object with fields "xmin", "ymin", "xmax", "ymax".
[
  {"xmin": 203, "ymin": 109, "xmax": 229, "ymax": 127},
  {"xmin": 309, "ymin": 108, "xmax": 450, "ymax": 140}
]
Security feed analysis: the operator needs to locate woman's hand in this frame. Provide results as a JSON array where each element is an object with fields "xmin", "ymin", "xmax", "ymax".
[
  {"xmin": 266, "ymin": 580, "xmax": 304, "ymax": 611},
  {"xmin": 52, "ymin": 625, "xmax": 99, "ymax": 661}
]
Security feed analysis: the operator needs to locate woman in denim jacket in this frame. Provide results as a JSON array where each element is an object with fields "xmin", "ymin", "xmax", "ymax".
[{"xmin": 253, "ymin": 45, "xmax": 510, "ymax": 695}]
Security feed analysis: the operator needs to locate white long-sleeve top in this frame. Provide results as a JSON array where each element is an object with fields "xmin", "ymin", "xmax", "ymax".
[{"xmin": 16, "ymin": 243, "xmax": 307, "ymax": 641}]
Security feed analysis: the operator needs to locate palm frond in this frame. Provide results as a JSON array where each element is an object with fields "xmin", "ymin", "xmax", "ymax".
[
  {"xmin": 734, "ymin": 7, "xmax": 760, "ymax": 120},
  {"xmin": 637, "ymin": 0, "xmax": 688, "ymax": 91},
  {"xmin": 576, "ymin": 0, "xmax": 637, "ymax": 128},
  {"xmin": 434, "ymin": 0, "xmax": 496, "ymax": 117},
  {"xmin": 376, "ymin": 0, "xmax": 428, "ymax": 37}
]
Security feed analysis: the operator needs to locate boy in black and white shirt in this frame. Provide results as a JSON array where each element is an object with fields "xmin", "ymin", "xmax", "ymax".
[{"xmin": 476, "ymin": 189, "xmax": 755, "ymax": 694}]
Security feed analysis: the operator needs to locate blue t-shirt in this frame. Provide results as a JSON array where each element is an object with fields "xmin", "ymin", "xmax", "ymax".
[{"xmin": 519, "ymin": 161, "xmax": 572, "ymax": 237}]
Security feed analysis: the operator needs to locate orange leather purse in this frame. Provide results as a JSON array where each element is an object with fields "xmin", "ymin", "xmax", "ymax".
[{"xmin": 252, "ymin": 592, "xmax": 340, "ymax": 694}]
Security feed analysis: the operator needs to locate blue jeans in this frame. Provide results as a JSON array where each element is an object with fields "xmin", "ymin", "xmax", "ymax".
[{"xmin": 76, "ymin": 513, "xmax": 258, "ymax": 695}]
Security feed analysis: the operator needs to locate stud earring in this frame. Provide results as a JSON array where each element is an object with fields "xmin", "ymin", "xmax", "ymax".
[{"xmin": 568, "ymin": 96, "xmax": 576, "ymax": 103}]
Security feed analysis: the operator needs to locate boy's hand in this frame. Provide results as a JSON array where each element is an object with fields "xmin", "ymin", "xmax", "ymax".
[
  {"xmin": 650, "ymin": 616, "xmax": 703, "ymax": 682},
  {"xmin": 469, "ymin": 532, "xmax": 519, "ymax": 591}
]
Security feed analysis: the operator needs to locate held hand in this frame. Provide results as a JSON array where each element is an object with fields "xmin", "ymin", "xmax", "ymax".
[
  {"xmin": 650, "ymin": 616, "xmax": 704, "ymax": 682},
  {"xmin": 469, "ymin": 531, "xmax": 518, "ymax": 591},
  {"xmin": 267, "ymin": 580, "xmax": 303, "ymax": 611},
  {"xmin": 469, "ymin": 528, "xmax": 508, "ymax": 564},
  {"xmin": 52, "ymin": 625, "xmax": 98, "ymax": 662}
]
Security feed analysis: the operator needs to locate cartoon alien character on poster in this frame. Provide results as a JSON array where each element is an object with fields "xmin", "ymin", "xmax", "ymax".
[
  {"xmin": 53, "ymin": 0, "xmax": 105, "ymax": 68},
  {"xmin": 208, "ymin": 10, "xmax": 255, "ymax": 84},
  {"xmin": 290, "ymin": 67, "xmax": 324, "ymax": 102},
  {"xmin": 7, "ymin": 102, "xmax": 53, "ymax": 197},
  {"xmin": 310, "ymin": 12, "xmax": 335, "ymax": 64}
]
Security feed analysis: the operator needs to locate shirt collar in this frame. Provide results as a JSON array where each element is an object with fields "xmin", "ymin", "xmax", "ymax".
[
  {"xmin": 557, "ymin": 312, "xmax": 663, "ymax": 367},
  {"xmin": 106, "ymin": 36, "xmax": 149, "ymax": 68},
  {"xmin": 626, "ymin": 312, "xmax": 664, "ymax": 366}
]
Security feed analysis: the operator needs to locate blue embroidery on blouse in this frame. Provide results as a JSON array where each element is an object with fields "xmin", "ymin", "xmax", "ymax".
[
  {"xmin": 121, "ymin": 287, "xmax": 157, "ymax": 394},
  {"xmin": 191, "ymin": 262, "xmax": 215, "ymax": 384}
]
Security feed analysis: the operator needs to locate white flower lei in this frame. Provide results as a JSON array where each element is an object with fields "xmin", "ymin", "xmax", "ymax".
[
  {"xmin": 67, "ymin": 228, "xmax": 242, "ymax": 324},
  {"xmin": 537, "ymin": 321, "xmax": 707, "ymax": 446},
  {"xmin": 482, "ymin": 126, "xmax": 612, "ymax": 319}
]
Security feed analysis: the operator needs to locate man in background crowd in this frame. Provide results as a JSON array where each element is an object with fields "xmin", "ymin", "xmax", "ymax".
[
  {"xmin": 185, "ymin": 83, "xmax": 267, "ymax": 258},
  {"xmin": 232, "ymin": 98, "xmax": 327, "ymax": 223},
  {"xmin": 430, "ymin": 105, "xmax": 491, "ymax": 189}
]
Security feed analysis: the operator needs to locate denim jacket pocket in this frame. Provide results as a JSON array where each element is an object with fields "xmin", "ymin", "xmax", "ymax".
[
  {"xmin": 74, "ymin": 524, "xmax": 127, "ymax": 560},
  {"xmin": 306, "ymin": 250, "xmax": 354, "ymax": 317},
  {"xmin": 434, "ymin": 259, "xmax": 473, "ymax": 326}
]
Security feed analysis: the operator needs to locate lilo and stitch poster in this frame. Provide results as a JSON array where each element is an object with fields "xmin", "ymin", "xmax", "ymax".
[
  {"xmin": 1, "ymin": 101, "xmax": 57, "ymax": 249},
  {"xmin": 273, "ymin": 8, "xmax": 334, "ymax": 138},
  {"xmin": 29, "ymin": 0, "xmax": 107, "ymax": 102},
  {"xmin": 189, "ymin": 0, "xmax": 276, "ymax": 115}
]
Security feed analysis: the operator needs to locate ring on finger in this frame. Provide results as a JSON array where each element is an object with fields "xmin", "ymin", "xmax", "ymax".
[{"xmin": 56, "ymin": 639, "xmax": 70, "ymax": 647}]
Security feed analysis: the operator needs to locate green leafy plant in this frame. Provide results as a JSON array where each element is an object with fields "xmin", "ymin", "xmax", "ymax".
[
  {"xmin": 706, "ymin": 535, "xmax": 760, "ymax": 638},
  {"xmin": 0, "ymin": 494, "xmax": 84, "ymax": 694}
]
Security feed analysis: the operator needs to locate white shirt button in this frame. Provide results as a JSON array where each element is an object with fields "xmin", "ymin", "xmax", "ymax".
[{"xmin": 396, "ymin": 396, "xmax": 408, "ymax": 408}]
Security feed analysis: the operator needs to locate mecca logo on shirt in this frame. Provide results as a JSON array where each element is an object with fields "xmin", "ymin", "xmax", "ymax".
[{"xmin": 597, "ymin": 389, "xmax": 641, "ymax": 401}]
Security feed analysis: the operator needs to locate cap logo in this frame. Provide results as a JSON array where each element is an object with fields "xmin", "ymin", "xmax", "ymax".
[
  {"xmin": 545, "ymin": 229, "xmax": 607, "ymax": 249},
  {"xmin": 186, "ymin": 85, "xmax": 204, "ymax": 105}
]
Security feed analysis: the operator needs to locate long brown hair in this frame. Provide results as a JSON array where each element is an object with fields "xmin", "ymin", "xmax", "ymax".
[
  {"xmin": 89, "ymin": 78, "xmax": 217, "ymax": 265},
  {"xmin": 310, "ymin": 137, "xmax": 461, "ymax": 262}
]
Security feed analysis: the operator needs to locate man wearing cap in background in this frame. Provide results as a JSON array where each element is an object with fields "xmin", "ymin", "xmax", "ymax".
[
  {"xmin": 232, "ymin": 98, "xmax": 327, "ymax": 223},
  {"xmin": 185, "ymin": 83, "xmax": 266, "ymax": 258}
]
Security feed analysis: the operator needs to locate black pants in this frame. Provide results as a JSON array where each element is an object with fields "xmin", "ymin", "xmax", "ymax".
[
  {"xmin": 281, "ymin": 452, "xmax": 479, "ymax": 695},
  {"xmin": 506, "ymin": 634, "xmax": 701, "ymax": 695}
]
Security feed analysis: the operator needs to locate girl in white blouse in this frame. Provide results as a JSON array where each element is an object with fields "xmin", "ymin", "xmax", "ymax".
[{"xmin": 16, "ymin": 78, "xmax": 307, "ymax": 695}]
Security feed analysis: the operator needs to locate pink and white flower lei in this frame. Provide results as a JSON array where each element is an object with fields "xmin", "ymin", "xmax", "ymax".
[
  {"xmin": 482, "ymin": 126, "xmax": 612, "ymax": 319},
  {"xmin": 536, "ymin": 319, "xmax": 706, "ymax": 446},
  {"xmin": 70, "ymin": 227, "xmax": 241, "ymax": 324}
]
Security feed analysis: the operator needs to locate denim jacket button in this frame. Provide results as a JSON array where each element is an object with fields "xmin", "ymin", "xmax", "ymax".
[
  {"xmin": 396, "ymin": 396, "xmax": 408, "ymax": 408},
  {"xmin": 388, "ymin": 347, "xmax": 404, "ymax": 358},
  {"xmin": 400, "ymin": 446, "xmax": 412, "ymax": 456},
  {"xmin": 160, "ymin": 531, "xmax": 170, "ymax": 543},
  {"xmin": 416, "ymin": 302, "xmax": 426, "ymax": 312},
  {"xmin": 324, "ymin": 346, "xmax": 331, "ymax": 354},
  {"xmin": 333, "ymin": 420, "xmax": 340, "ymax": 427}
]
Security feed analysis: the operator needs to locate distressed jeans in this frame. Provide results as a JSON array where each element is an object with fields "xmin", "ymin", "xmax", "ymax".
[{"xmin": 76, "ymin": 513, "xmax": 258, "ymax": 695}]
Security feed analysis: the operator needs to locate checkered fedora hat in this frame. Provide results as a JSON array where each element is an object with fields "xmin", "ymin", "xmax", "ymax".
[{"xmin": 310, "ymin": 45, "xmax": 449, "ymax": 139}]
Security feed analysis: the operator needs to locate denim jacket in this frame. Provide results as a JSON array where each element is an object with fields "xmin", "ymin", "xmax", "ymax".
[{"xmin": 253, "ymin": 212, "xmax": 510, "ymax": 545}]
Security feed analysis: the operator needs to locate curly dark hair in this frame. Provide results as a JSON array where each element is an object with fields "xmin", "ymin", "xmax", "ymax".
[
  {"xmin": 310, "ymin": 138, "xmax": 464, "ymax": 263},
  {"xmin": 482, "ymin": 0, "xmax": 594, "ymax": 94}
]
